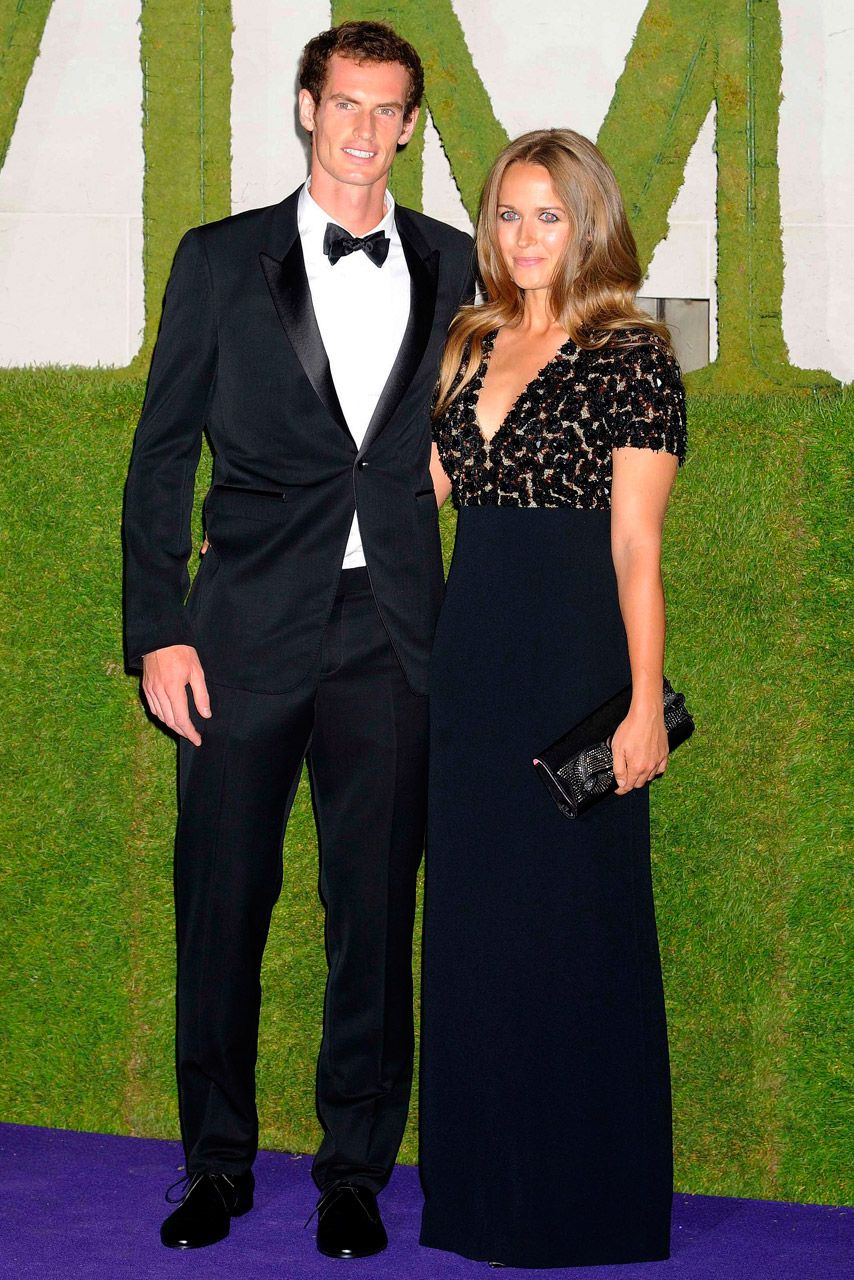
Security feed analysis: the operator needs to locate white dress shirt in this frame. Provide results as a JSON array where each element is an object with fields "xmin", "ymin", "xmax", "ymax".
[{"xmin": 297, "ymin": 180, "xmax": 411, "ymax": 569}]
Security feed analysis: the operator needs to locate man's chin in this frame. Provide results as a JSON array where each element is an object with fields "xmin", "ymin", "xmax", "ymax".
[{"xmin": 317, "ymin": 155, "xmax": 390, "ymax": 189}]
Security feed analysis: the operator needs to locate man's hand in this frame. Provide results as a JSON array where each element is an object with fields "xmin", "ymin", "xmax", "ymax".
[{"xmin": 142, "ymin": 645, "xmax": 211, "ymax": 746}]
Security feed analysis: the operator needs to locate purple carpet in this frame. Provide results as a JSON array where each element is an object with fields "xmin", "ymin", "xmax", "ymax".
[{"xmin": 0, "ymin": 1123, "xmax": 850, "ymax": 1279}]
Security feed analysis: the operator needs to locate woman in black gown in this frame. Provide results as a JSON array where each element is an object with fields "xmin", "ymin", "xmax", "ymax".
[{"xmin": 419, "ymin": 129, "xmax": 687, "ymax": 1269}]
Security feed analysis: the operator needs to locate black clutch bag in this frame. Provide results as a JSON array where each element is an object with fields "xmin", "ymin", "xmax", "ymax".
[{"xmin": 532, "ymin": 677, "xmax": 695, "ymax": 819}]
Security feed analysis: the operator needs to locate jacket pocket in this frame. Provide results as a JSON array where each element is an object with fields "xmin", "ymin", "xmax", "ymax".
[{"xmin": 205, "ymin": 484, "xmax": 291, "ymax": 525}]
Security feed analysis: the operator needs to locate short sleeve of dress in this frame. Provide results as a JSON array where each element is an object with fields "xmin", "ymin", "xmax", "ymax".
[{"xmin": 610, "ymin": 336, "xmax": 687, "ymax": 466}]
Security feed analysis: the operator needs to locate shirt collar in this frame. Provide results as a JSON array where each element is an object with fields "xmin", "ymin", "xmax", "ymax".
[{"xmin": 298, "ymin": 179, "xmax": 398, "ymax": 255}]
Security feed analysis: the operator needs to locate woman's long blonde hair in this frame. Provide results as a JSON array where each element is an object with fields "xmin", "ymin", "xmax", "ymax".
[{"xmin": 434, "ymin": 128, "xmax": 672, "ymax": 419}]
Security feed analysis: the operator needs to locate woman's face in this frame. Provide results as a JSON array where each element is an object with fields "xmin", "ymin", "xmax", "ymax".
[{"xmin": 495, "ymin": 162, "xmax": 572, "ymax": 293}]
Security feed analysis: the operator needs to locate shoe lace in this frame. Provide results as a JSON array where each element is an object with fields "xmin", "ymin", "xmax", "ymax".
[
  {"xmin": 304, "ymin": 1180, "xmax": 377, "ymax": 1229},
  {"xmin": 165, "ymin": 1171, "xmax": 237, "ymax": 1209}
]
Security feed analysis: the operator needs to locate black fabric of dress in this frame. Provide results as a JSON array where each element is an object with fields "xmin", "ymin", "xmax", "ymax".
[{"xmin": 419, "ymin": 329, "xmax": 687, "ymax": 1268}]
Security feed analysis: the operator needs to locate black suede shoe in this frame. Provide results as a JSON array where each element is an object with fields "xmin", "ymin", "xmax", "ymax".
[
  {"xmin": 314, "ymin": 1182, "xmax": 388, "ymax": 1259},
  {"xmin": 160, "ymin": 1170, "xmax": 254, "ymax": 1249}
]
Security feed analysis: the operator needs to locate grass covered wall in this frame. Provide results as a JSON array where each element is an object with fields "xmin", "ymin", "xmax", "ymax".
[{"xmin": 0, "ymin": 0, "xmax": 850, "ymax": 1208}]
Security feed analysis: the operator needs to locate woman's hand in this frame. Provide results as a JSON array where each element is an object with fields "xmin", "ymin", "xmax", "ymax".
[{"xmin": 610, "ymin": 702, "xmax": 669, "ymax": 795}]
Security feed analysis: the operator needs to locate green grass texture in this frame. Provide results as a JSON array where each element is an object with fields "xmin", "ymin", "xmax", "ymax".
[{"xmin": 0, "ymin": 371, "xmax": 850, "ymax": 1204}]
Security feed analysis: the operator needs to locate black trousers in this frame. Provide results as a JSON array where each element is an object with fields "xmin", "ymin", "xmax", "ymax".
[{"xmin": 174, "ymin": 568, "xmax": 428, "ymax": 1192}]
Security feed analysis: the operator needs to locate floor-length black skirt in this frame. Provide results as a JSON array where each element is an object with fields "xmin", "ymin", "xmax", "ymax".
[{"xmin": 419, "ymin": 506, "xmax": 673, "ymax": 1268}]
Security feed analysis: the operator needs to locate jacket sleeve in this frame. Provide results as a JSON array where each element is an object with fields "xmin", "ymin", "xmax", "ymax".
[
  {"xmin": 122, "ymin": 228, "xmax": 216, "ymax": 668},
  {"xmin": 457, "ymin": 236, "xmax": 477, "ymax": 308}
]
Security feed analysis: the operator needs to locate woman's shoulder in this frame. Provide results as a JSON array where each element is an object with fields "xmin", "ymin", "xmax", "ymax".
[{"xmin": 590, "ymin": 327, "xmax": 682, "ymax": 381}]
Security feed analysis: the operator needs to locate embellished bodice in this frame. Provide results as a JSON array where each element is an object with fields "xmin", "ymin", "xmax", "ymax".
[{"xmin": 433, "ymin": 328, "xmax": 687, "ymax": 509}]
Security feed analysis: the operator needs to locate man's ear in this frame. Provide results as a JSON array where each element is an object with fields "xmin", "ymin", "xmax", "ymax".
[
  {"xmin": 298, "ymin": 88, "xmax": 316, "ymax": 133},
  {"xmin": 398, "ymin": 104, "xmax": 420, "ymax": 148}
]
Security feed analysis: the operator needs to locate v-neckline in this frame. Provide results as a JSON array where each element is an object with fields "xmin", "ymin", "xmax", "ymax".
[{"xmin": 472, "ymin": 328, "xmax": 575, "ymax": 448}]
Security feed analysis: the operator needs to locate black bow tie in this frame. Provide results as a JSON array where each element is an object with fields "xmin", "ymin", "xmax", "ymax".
[{"xmin": 323, "ymin": 222, "xmax": 390, "ymax": 268}]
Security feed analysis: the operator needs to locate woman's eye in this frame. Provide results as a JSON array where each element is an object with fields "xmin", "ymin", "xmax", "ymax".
[
  {"xmin": 541, "ymin": 212, "xmax": 559, "ymax": 223},
  {"xmin": 499, "ymin": 210, "xmax": 519, "ymax": 221}
]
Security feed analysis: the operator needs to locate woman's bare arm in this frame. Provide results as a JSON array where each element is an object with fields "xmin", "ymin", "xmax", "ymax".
[
  {"xmin": 609, "ymin": 446, "xmax": 679, "ymax": 794},
  {"xmin": 430, "ymin": 442, "xmax": 453, "ymax": 507}
]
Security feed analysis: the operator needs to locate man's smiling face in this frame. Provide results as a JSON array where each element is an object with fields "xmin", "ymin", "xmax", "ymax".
[{"xmin": 298, "ymin": 53, "xmax": 418, "ymax": 191}]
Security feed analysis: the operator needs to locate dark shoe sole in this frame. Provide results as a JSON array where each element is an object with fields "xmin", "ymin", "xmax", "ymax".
[
  {"xmin": 316, "ymin": 1241, "xmax": 388, "ymax": 1259},
  {"xmin": 161, "ymin": 1232, "xmax": 229, "ymax": 1251},
  {"xmin": 160, "ymin": 1197, "xmax": 253, "ymax": 1249}
]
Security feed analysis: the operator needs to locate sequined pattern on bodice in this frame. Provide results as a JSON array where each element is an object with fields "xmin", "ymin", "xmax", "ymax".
[{"xmin": 433, "ymin": 328, "xmax": 687, "ymax": 509}]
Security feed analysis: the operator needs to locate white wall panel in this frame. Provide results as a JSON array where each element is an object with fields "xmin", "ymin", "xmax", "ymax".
[
  {"xmin": 231, "ymin": 0, "xmax": 331, "ymax": 213},
  {"xmin": 783, "ymin": 224, "xmax": 854, "ymax": 384},
  {"xmin": 0, "ymin": 0, "xmax": 143, "ymax": 366},
  {"xmin": 643, "ymin": 108, "xmax": 718, "ymax": 360},
  {"xmin": 421, "ymin": 111, "xmax": 472, "ymax": 235},
  {"xmin": 451, "ymin": 0, "xmax": 648, "ymax": 143},
  {"xmin": 0, "ymin": 212, "xmax": 134, "ymax": 365},
  {"xmin": 779, "ymin": 0, "xmax": 854, "ymax": 381}
]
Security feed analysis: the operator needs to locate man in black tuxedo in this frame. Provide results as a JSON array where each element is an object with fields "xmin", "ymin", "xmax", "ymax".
[{"xmin": 123, "ymin": 21, "xmax": 473, "ymax": 1257}]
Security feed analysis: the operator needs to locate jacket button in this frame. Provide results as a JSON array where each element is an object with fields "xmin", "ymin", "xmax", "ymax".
[{"xmin": 357, "ymin": 460, "xmax": 368, "ymax": 469}]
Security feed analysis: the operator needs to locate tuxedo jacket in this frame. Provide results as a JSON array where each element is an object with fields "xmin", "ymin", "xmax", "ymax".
[{"xmin": 123, "ymin": 186, "xmax": 475, "ymax": 694}]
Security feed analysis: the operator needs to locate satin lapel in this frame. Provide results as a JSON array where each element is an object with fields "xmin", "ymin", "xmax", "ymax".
[
  {"xmin": 259, "ymin": 239, "xmax": 351, "ymax": 441},
  {"xmin": 357, "ymin": 219, "xmax": 440, "ymax": 458}
]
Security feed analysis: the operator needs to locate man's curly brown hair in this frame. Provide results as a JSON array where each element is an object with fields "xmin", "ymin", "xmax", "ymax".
[{"xmin": 299, "ymin": 21, "xmax": 424, "ymax": 121}]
